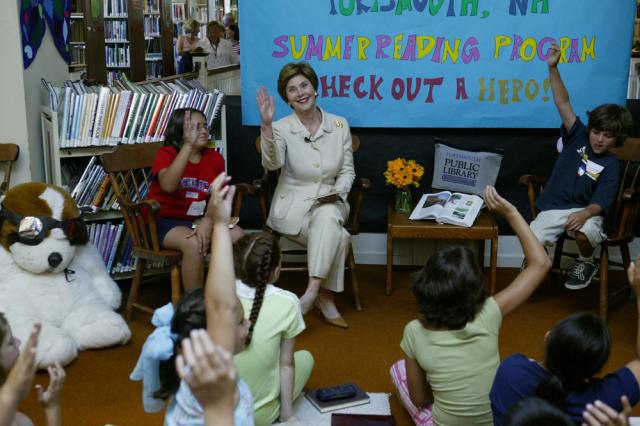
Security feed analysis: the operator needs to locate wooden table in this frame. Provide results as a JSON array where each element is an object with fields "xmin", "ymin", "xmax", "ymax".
[{"xmin": 386, "ymin": 205, "xmax": 499, "ymax": 295}]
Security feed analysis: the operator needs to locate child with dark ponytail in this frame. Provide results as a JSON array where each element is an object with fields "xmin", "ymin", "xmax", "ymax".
[
  {"xmin": 233, "ymin": 232, "xmax": 314, "ymax": 425},
  {"xmin": 490, "ymin": 254, "xmax": 640, "ymax": 425},
  {"xmin": 131, "ymin": 172, "xmax": 254, "ymax": 426}
]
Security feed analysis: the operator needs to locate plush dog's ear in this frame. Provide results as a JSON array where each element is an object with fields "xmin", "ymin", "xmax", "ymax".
[{"xmin": 66, "ymin": 218, "xmax": 89, "ymax": 246}]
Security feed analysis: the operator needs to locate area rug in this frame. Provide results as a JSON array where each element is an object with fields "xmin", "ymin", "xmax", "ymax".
[{"xmin": 274, "ymin": 392, "xmax": 392, "ymax": 426}]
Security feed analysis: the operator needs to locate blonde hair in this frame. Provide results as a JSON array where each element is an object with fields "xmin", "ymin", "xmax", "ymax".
[{"xmin": 183, "ymin": 19, "xmax": 200, "ymax": 34}]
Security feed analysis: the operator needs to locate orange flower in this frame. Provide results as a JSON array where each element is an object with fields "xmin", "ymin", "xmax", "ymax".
[{"xmin": 384, "ymin": 158, "xmax": 424, "ymax": 188}]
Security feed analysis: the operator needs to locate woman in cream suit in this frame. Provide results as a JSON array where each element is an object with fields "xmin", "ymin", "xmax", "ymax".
[{"xmin": 256, "ymin": 62, "xmax": 355, "ymax": 329}]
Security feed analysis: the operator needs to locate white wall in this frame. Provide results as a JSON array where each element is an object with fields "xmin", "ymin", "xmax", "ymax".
[
  {"xmin": 0, "ymin": 1, "xmax": 68, "ymax": 185},
  {"xmin": 0, "ymin": 0, "xmax": 30, "ymax": 185},
  {"xmin": 22, "ymin": 21, "xmax": 69, "ymax": 183}
]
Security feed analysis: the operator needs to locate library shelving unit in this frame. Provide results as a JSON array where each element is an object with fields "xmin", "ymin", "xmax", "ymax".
[
  {"xmin": 40, "ymin": 77, "xmax": 227, "ymax": 279},
  {"xmin": 69, "ymin": 1, "xmax": 87, "ymax": 76},
  {"xmin": 144, "ymin": 0, "xmax": 166, "ymax": 79},
  {"xmin": 75, "ymin": 0, "xmax": 175, "ymax": 84}
]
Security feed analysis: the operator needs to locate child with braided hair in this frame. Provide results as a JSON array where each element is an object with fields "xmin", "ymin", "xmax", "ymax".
[{"xmin": 233, "ymin": 232, "xmax": 314, "ymax": 425}]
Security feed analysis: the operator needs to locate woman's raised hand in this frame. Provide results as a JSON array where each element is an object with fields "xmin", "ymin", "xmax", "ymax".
[
  {"xmin": 182, "ymin": 110, "xmax": 199, "ymax": 147},
  {"xmin": 256, "ymin": 86, "xmax": 275, "ymax": 125},
  {"xmin": 209, "ymin": 173, "xmax": 235, "ymax": 225},
  {"xmin": 483, "ymin": 185, "xmax": 517, "ymax": 218}
]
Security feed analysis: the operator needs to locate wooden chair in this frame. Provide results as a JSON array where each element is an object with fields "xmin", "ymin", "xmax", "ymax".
[
  {"xmin": 253, "ymin": 135, "xmax": 370, "ymax": 311},
  {"xmin": 519, "ymin": 137, "xmax": 640, "ymax": 319},
  {"xmin": 101, "ymin": 143, "xmax": 253, "ymax": 321},
  {"xmin": 0, "ymin": 143, "xmax": 19, "ymax": 192}
]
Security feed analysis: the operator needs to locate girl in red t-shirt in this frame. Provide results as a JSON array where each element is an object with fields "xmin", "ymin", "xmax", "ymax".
[{"xmin": 148, "ymin": 108, "xmax": 241, "ymax": 290}]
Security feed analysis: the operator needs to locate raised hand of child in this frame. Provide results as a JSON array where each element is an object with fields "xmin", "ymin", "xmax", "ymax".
[
  {"xmin": 547, "ymin": 42, "xmax": 560, "ymax": 67},
  {"xmin": 2, "ymin": 323, "xmax": 40, "ymax": 405},
  {"xmin": 182, "ymin": 110, "xmax": 199, "ymax": 147},
  {"xmin": 483, "ymin": 185, "xmax": 516, "ymax": 218},
  {"xmin": 627, "ymin": 255, "xmax": 640, "ymax": 297},
  {"xmin": 582, "ymin": 396, "xmax": 631, "ymax": 426},
  {"xmin": 176, "ymin": 329, "xmax": 236, "ymax": 420},
  {"xmin": 256, "ymin": 86, "xmax": 275, "ymax": 126},
  {"xmin": 36, "ymin": 362, "xmax": 65, "ymax": 409},
  {"xmin": 209, "ymin": 172, "xmax": 236, "ymax": 225}
]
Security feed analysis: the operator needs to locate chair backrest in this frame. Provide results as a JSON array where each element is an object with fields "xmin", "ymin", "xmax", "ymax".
[
  {"xmin": 0, "ymin": 143, "xmax": 19, "ymax": 193},
  {"xmin": 100, "ymin": 143, "xmax": 163, "ymax": 252},
  {"xmin": 609, "ymin": 137, "xmax": 640, "ymax": 237}
]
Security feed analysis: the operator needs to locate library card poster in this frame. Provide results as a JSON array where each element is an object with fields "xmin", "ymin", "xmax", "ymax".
[{"xmin": 240, "ymin": 0, "xmax": 635, "ymax": 128}]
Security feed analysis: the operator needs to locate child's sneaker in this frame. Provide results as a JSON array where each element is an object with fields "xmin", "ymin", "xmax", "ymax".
[{"xmin": 564, "ymin": 261, "xmax": 599, "ymax": 290}]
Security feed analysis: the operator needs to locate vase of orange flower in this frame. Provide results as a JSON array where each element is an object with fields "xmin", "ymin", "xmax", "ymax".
[{"xmin": 384, "ymin": 158, "xmax": 424, "ymax": 214}]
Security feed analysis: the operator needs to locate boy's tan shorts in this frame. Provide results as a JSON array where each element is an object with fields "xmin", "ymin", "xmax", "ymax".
[{"xmin": 529, "ymin": 208, "xmax": 605, "ymax": 249}]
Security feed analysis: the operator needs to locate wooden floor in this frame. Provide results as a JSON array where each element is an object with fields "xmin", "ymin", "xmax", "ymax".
[{"xmin": 19, "ymin": 264, "xmax": 639, "ymax": 425}]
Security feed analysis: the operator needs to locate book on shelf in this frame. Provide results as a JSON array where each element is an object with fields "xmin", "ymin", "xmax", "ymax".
[
  {"xmin": 331, "ymin": 414, "xmax": 396, "ymax": 426},
  {"xmin": 106, "ymin": 222, "xmax": 125, "ymax": 272},
  {"xmin": 304, "ymin": 384, "xmax": 370, "ymax": 413},
  {"xmin": 409, "ymin": 190, "xmax": 484, "ymax": 227}
]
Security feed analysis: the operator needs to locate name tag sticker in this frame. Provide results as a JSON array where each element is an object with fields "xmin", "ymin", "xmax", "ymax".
[
  {"xmin": 186, "ymin": 200, "xmax": 206, "ymax": 216},
  {"xmin": 585, "ymin": 160, "xmax": 604, "ymax": 181}
]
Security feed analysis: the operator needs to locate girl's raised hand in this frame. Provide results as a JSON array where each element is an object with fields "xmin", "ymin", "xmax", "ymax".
[
  {"xmin": 36, "ymin": 362, "xmax": 65, "ymax": 409},
  {"xmin": 483, "ymin": 185, "xmax": 516, "ymax": 217},
  {"xmin": 182, "ymin": 110, "xmax": 198, "ymax": 147},
  {"xmin": 209, "ymin": 173, "xmax": 235, "ymax": 225},
  {"xmin": 3, "ymin": 323, "xmax": 40, "ymax": 403},
  {"xmin": 256, "ymin": 86, "xmax": 275, "ymax": 125},
  {"xmin": 175, "ymin": 329, "xmax": 237, "ymax": 413}
]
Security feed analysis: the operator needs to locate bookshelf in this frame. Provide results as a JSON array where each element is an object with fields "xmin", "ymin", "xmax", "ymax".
[
  {"xmin": 40, "ymin": 76, "xmax": 227, "ymax": 278},
  {"xmin": 75, "ymin": 0, "xmax": 174, "ymax": 84}
]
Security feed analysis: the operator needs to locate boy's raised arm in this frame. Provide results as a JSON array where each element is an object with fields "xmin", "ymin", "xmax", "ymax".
[
  {"xmin": 204, "ymin": 172, "xmax": 238, "ymax": 354},
  {"xmin": 547, "ymin": 42, "xmax": 577, "ymax": 132}
]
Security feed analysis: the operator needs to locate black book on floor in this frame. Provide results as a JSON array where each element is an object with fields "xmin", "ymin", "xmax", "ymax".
[
  {"xmin": 304, "ymin": 383, "xmax": 370, "ymax": 413},
  {"xmin": 331, "ymin": 413, "xmax": 396, "ymax": 426}
]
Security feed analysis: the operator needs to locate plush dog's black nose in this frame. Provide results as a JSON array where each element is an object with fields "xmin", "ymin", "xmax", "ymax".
[{"xmin": 48, "ymin": 252, "xmax": 63, "ymax": 268}]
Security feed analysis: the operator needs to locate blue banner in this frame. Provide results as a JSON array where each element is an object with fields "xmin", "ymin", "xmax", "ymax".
[{"xmin": 240, "ymin": 0, "xmax": 635, "ymax": 128}]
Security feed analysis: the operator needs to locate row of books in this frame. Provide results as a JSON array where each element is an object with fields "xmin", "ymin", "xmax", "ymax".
[
  {"xmin": 107, "ymin": 71, "xmax": 127, "ymax": 86},
  {"xmin": 44, "ymin": 77, "xmax": 224, "ymax": 148},
  {"xmin": 106, "ymin": 45, "xmax": 130, "ymax": 68},
  {"xmin": 89, "ymin": 221, "xmax": 125, "ymax": 273},
  {"xmin": 171, "ymin": 3, "xmax": 185, "ymax": 21},
  {"xmin": 105, "ymin": 20, "xmax": 128, "ymax": 41},
  {"xmin": 89, "ymin": 221, "xmax": 168, "ymax": 274},
  {"xmin": 67, "ymin": 155, "xmax": 151, "ymax": 210},
  {"xmin": 146, "ymin": 61, "xmax": 163, "ymax": 79},
  {"xmin": 144, "ymin": 16, "xmax": 160, "ymax": 36},
  {"xmin": 143, "ymin": 0, "xmax": 160, "ymax": 14},
  {"xmin": 104, "ymin": 0, "xmax": 127, "ymax": 17},
  {"xmin": 69, "ymin": 157, "xmax": 113, "ymax": 209},
  {"xmin": 71, "ymin": 45, "xmax": 86, "ymax": 65}
]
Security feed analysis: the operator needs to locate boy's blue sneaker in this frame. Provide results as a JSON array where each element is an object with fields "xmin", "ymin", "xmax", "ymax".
[{"xmin": 564, "ymin": 261, "xmax": 599, "ymax": 290}]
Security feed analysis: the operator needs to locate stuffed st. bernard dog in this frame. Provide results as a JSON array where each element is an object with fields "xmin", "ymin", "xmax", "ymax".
[{"xmin": 0, "ymin": 182, "xmax": 131, "ymax": 368}]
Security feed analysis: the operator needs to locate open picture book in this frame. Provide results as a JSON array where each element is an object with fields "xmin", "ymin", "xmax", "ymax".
[{"xmin": 409, "ymin": 190, "xmax": 484, "ymax": 227}]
